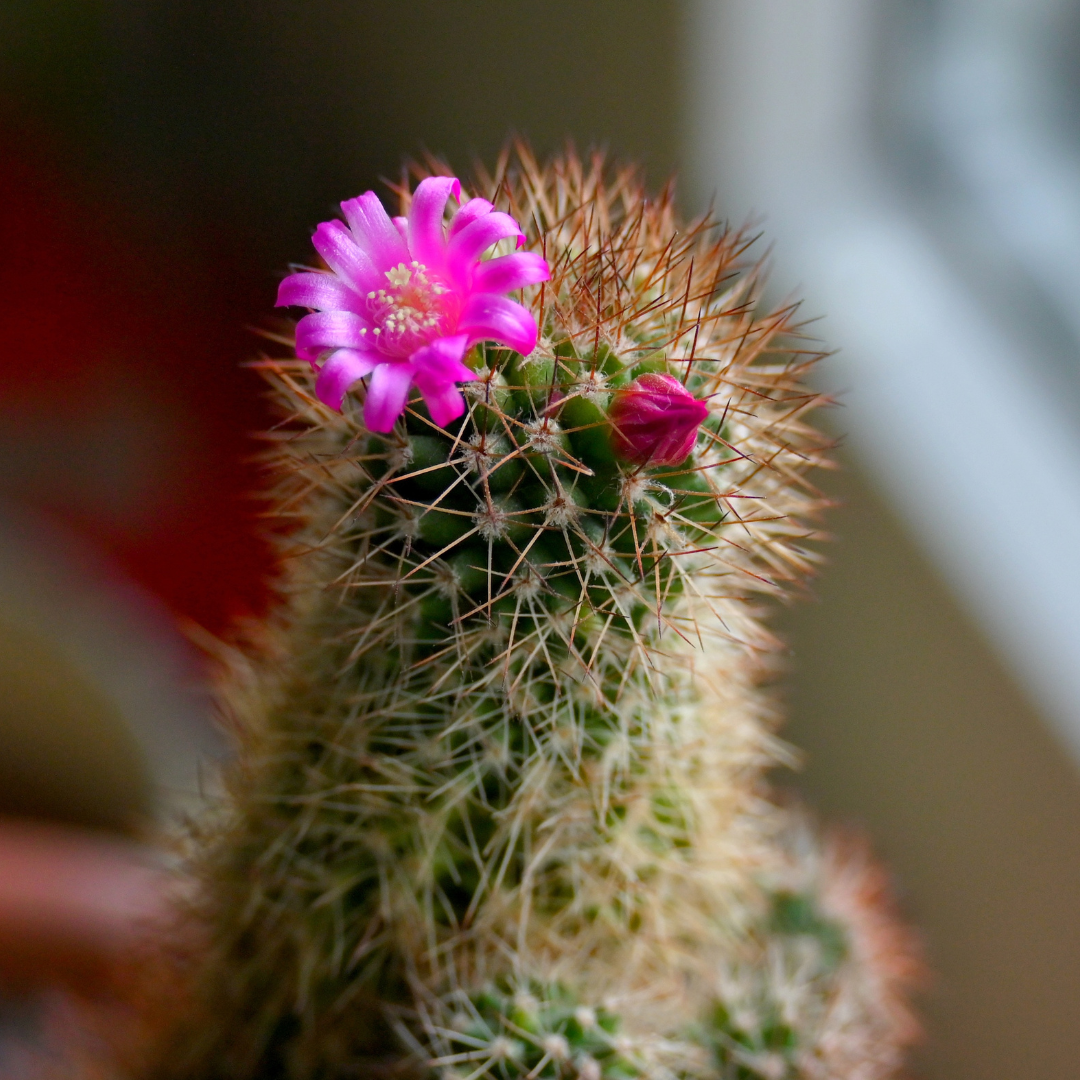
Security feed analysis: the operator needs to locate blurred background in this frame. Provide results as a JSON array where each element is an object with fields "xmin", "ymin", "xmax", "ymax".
[{"xmin": 1, "ymin": 1, "xmax": 1079, "ymax": 1076}]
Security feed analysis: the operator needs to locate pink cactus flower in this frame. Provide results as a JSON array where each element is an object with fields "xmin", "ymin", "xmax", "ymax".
[
  {"xmin": 608, "ymin": 372, "xmax": 710, "ymax": 466},
  {"xmin": 277, "ymin": 177, "xmax": 549, "ymax": 432}
]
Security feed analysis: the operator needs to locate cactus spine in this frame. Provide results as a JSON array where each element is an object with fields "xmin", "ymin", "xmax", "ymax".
[{"xmin": 148, "ymin": 148, "xmax": 919, "ymax": 1080}]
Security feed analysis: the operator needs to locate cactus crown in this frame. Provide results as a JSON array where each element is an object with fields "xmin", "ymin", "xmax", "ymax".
[{"xmin": 151, "ymin": 148, "xmax": 918, "ymax": 1080}]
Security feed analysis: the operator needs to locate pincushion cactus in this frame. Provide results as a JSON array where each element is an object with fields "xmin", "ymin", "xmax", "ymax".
[{"xmin": 139, "ymin": 147, "xmax": 920, "ymax": 1080}]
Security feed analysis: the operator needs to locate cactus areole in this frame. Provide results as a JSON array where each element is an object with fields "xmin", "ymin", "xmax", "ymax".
[{"xmin": 148, "ymin": 150, "xmax": 920, "ymax": 1080}]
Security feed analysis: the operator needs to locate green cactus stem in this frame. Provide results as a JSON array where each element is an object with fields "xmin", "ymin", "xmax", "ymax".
[{"xmin": 141, "ymin": 148, "xmax": 920, "ymax": 1080}]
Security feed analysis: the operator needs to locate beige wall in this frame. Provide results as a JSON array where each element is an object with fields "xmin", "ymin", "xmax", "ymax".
[{"xmin": 777, "ymin": 449, "xmax": 1080, "ymax": 1079}]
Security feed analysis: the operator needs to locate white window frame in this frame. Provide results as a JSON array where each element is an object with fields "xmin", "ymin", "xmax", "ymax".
[{"xmin": 686, "ymin": 0, "xmax": 1080, "ymax": 765}]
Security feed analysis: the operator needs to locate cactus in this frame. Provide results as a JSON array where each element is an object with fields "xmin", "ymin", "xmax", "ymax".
[{"xmin": 141, "ymin": 147, "xmax": 920, "ymax": 1080}]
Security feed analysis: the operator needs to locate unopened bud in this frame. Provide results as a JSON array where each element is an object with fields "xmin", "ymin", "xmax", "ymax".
[{"xmin": 608, "ymin": 373, "xmax": 709, "ymax": 466}]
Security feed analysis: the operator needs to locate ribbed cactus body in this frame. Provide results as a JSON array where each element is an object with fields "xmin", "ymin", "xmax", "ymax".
[{"xmin": 149, "ymin": 150, "xmax": 918, "ymax": 1080}]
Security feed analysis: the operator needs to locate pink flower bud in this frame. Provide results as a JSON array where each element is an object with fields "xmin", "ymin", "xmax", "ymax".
[{"xmin": 608, "ymin": 373, "xmax": 709, "ymax": 466}]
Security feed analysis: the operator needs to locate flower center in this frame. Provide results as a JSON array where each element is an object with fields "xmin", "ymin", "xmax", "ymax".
[{"xmin": 364, "ymin": 261, "xmax": 455, "ymax": 356}]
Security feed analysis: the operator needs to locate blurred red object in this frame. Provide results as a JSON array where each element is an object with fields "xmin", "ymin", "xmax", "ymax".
[
  {"xmin": 0, "ymin": 115, "xmax": 276, "ymax": 636},
  {"xmin": 0, "ymin": 819, "xmax": 180, "ymax": 1077},
  {"xmin": 0, "ymin": 819, "xmax": 167, "ymax": 996}
]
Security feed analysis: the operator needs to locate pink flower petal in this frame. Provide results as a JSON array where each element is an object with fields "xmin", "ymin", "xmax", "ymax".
[
  {"xmin": 276, "ymin": 271, "xmax": 366, "ymax": 315},
  {"xmin": 408, "ymin": 336, "xmax": 472, "ymax": 427},
  {"xmin": 314, "ymin": 349, "xmax": 379, "ymax": 410},
  {"xmin": 312, "ymin": 221, "xmax": 381, "ymax": 294},
  {"xmin": 295, "ymin": 311, "xmax": 373, "ymax": 362},
  {"xmin": 459, "ymin": 294, "xmax": 538, "ymax": 356},
  {"xmin": 392, "ymin": 216, "xmax": 409, "ymax": 241},
  {"xmin": 448, "ymin": 197, "xmax": 495, "ymax": 239},
  {"xmin": 363, "ymin": 362, "xmax": 414, "ymax": 432},
  {"xmin": 419, "ymin": 381, "xmax": 467, "ymax": 427},
  {"xmin": 410, "ymin": 334, "xmax": 473, "ymax": 387},
  {"xmin": 407, "ymin": 176, "xmax": 461, "ymax": 271},
  {"xmin": 340, "ymin": 191, "xmax": 409, "ymax": 269},
  {"xmin": 472, "ymin": 251, "xmax": 550, "ymax": 294},
  {"xmin": 445, "ymin": 213, "xmax": 526, "ymax": 282}
]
